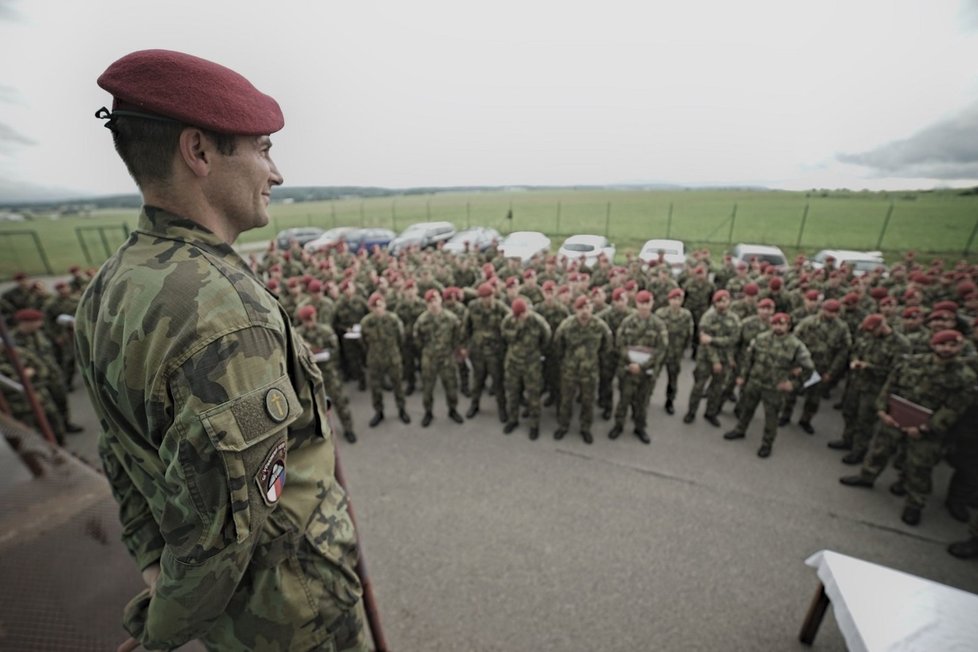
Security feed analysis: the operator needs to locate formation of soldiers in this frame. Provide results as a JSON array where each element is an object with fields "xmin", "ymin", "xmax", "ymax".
[{"xmin": 3, "ymin": 241, "xmax": 978, "ymax": 556}]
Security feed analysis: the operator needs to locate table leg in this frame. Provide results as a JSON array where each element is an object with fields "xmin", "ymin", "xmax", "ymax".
[{"xmin": 799, "ymin": 582, "xmax": 830, "ymax": 645}]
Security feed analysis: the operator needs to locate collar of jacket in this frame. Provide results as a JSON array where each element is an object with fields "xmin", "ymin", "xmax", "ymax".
[{"xmin": 137, "ymin": 205, "xmax": 256, "ymax": 278}]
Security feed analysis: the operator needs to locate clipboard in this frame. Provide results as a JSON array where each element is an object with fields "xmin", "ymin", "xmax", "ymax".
[{"xmin": 887, "ymin": 394, "xmax": 932, "ymax": 429}]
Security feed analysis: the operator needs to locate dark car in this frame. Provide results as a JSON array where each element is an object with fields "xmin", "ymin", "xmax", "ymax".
[
  {"xmin": 345, "ymin": 228, "xmax": 396, "ymax": 254},
  {"xmin": 276, "ymin": 227, "xmax": 325, "ymax": 250},
  {"xmin": 388, "ymin": 221, "xmax": 457, "ymax": 255}
]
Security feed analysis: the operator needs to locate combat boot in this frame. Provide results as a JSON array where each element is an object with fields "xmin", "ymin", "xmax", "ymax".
[
  {"xmin": 704, "ymin": 413, "xmax": 721, "ymax": 427},
  {"xmin": 634, "ymin": 428, "xmax": 650, "ymax": 445},
  {"xmin": 422, "ymin": 411, "xmax": 433, "ymax": 427},
  {"xmin": 889, "ymin": 480, "xmax": 906, "ymax": 496},
  {"xmin": 608, "ymin": 424, "xmax": 623, "ymax": 440},
  {"xmin": 841, "ymin": 451, "xmax": 865, "ymax": 465},
  {"xmin": 798, "ymin": 420, "xmax": 815, "ymax": 435},
  {"xmin": 946, "ymin": 501, "xmax": 970, "ymax": 523},
  {"xmin": 369, "ymin": 412, "xmax": 384, "ymax": 428},
  {"xmin": 498, "ymin": 406, "xmax": 509, "ymax": 424},
  {"xmin": 601, "ymin": 406, "xmax": 612, "ymax": 420},
  {"xmin": 398, "ymin": 407, "xmax": 411, "ymax": 424},
  {"xmin": 777, "ymin": 415, "xmax": 790, "ymax": 427},
  {"xmin": 827, "ymin": 439, "xmax": 851, "ymax": 450},
  {"xmin": 581, "ymin": 430, "xmax": 593, "ymax": 445},
  {"xmin": 448, "ymin": 408, "xmax": 464, "ymax": 424},
  {"xmin": 901, "ymin": 505, "xmax": 921, "ymax": 526},
  {"xmin": 723, "ymin": 430, "xmax": 745, "ymax": 440},
  {"xmin": 529, "ymin": 427, "xmax": 539, "ymax": 441},
  {"xmin": 466, "ymin": 401, "xmax": 480, "ymax": 419},
  {"xmin": 683, "ymin": 411, "xmax": 695, "ymax": 424},
  {"xmin": 344, "ymin": 430, "xmax": 357, "ymax": 443},
  {"xmin": 757, "ymin": 444, "xmax": 772, "ymax": 458},
  {"xmin": 665, "ymin": 399, "xmax": 674, "ymax": 415},
  {"xmin": 839, "ymin": 474, "xmax": 874, "ymax": 488},
  {"xmin": 554, "ymin": 427, "xmax": 567, "ymax": 440},
  {"xmin": 948, "ymin": 537, "xmax": 978, "ymax": 559},
  {"xmin": 503, "ymin": 421, "xmax": 518, "ymax": 435}
]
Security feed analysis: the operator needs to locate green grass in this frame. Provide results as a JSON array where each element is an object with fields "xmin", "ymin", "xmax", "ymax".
[{"xmin": 3, "ymin": 189, "xmax": 977, "ymax": 280}]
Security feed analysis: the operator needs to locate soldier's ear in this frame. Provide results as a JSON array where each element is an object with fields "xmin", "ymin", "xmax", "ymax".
[{"xmin": 177, "ymin": 128, "xmax": 213, "ymax": 178}]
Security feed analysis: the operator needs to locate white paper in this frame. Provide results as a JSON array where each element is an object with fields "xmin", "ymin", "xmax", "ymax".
[
  {"xmin": 803, "ymin": 370, "xmax": 821, "ymax": 389},
  {"xmin": 627, "ymin": 347, "xmax": 652, "ymax": 365},
  {"xmin": 312, "ymin": 350, "xmax": 331, "ymax": 362}
]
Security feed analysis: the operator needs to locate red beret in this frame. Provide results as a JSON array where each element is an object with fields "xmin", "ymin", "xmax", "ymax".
[
  {"xmin": 14, "ymin": 308, "xmax": 44, "ymax": 322},
  {"xmin": 769, "ymin": 277, "xmax": 783, "ymax": 290},
  {"xmin": 266, "ymin": 279, "xmax": 279, "ymax": 290},
  {"xmin": 902, "ymin": 307, "xmax": 922, "ymax": 318},
  {"xmin": 568, "ymin": 273, "xmax": 580, "ymax": 283},
  {"xmin": 286, "ymin": 277, "xmax": 300, "ymax": 288},
  {"xmin": 842, "ymin": 292, "xmax": 859, "ymax": 305},
  {"xmin": 804, "ymin": 290, "xmax": 820, "ymax": 301},
  {"xmin": 611, "ymin": 287, "xmax": 626, "ymax": 301},
  {"xmin": 860, "ymin": 314, "xmax": 885, "ymax": 331},
  {"xmin": 506, "ymin": 277, "xmax": 519, "ymax": 288},
  {"xmin": 338, "ymin": 279, "xmax": 351, "ymax": 291},
  {"xmin": 712, "ymin": 290, "xmax": 730, "ymax": 303},
  {"xmin": 956, "ymin": 281, "xmax": 977, "ymax": 296},
  {"xmin": 635, "ymin": 290, "xmax": 653, "ymax": 304},
  {"xmin": 403, "ymin": 279, "xmax": 417, "ymax": 289},
  {"xmin": 512, "ymin": 298, "xmax": 527, "ymax": 315},
  {"xmin": 624, "ymin": 280, "xmax": 638, "ymax": 291},
  {"xmin": 368, "ymin": 292, "xmax": 384, "ymax": 307},
  {"xmin": 424, "ymin": 288, "xmax": 439, "ymax": 302},
  {"xmin": 574, "ymin": 295, "xmax": 589, "ymax": 310},
  {"xmin": 668, "ymin": 288, "xmax": 684, "ymax": 299},
  {"xmin": 771, "ymin": 312, "xmax": 791, "ymax": 325},
  {"xmin": 931, "ymin": 329, "xmax": 963, "ymax": 346},
  {"xmin": 869, "ymin": 287, "xmax": 887, "ymax": 299},
  {"xmin": 743, "ymin": 283, "xmax": 759, "ymax": 296},
  {"xmin": 307, "ymin": 279, "xmax": 322, "ymax": 293},
  {"xmin": 927, "ymin": 309, "xmax": 954, "ymax": 322},
  {"xmin": 933, "ymin": 300, "xmax": 958, "ymax": 313},
  {"xmin": 98, "ymin": 49, "xmax": 284, "ymax": 135},
  {"xmin": 443, "ymin": 286, "xmax": 461, "ymax": 300},
  {"xmin": 879, "ymin": 297, "xmax": 896, "ymax": 307},
  {"xmin": 54, "ymin": 281, "xmax": 69, "ymax": 290},
  {"xmin": 523, "ymin": 268, "xmax": 536, "ymax": 279},
  {"xmin": 296, "ymin": 305, "xmax": 316, "ymax": 320},
  {"xmin": 542, "ymin": 280, "xmax": 556, "ymax": 292},
  {"xmin": 757, "ymin": 298, "xmax": 775, "ymax": 309},
  {"xmin": 902, "ymin": 288, "xmax": 918, "ymax": 299},
  {"xmin": 590, "ymin": 286, "xmax": 604, "ymax": 297},
  {"xmin": 68, "ymin": 266, "xmax": 81, "ymax": 274},
  {"xmin": 478, "ymin": 283, "xmax": 494, "ymax": 297},
  {"xmin": 695, "ymin": 266, "xmax": 707, "ymax": 276},
  {"xmin": 557, "ymin": 286, "xmax": 571, "ymax": 295},
  {"xmin": 822, "ymin": 299, "xmax": 841, "ymax": 313}
]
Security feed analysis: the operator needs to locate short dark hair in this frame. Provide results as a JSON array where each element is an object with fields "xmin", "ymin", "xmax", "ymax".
[{"xmin": 110, "ymin": 116, "xmax": 237, "ymax": 187}]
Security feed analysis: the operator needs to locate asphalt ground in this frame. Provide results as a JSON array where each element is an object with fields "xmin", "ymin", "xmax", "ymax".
[{"xmin": 62, "ymin": 354, "xmax": 978, "ymax": 652}]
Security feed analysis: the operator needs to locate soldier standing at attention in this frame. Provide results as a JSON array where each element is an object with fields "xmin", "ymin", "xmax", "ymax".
[
  {"xmin": 655, "ymin": 288, "xmax": 694, "ymax": 415},
  {"xmin": 295, "ymin": 305, "xmax": 357, "ymax": 443},
  {"xmin": 840, "ymin": 330, "xmax": 976, "ymax": 526},
  {"xmin": 334, "ymin": 279, "xmax": 369, "ymax": 390},
  {"xmin": 464, "ymin": 282, "xmax": 511, "ymax": 422},
  {"xmin": 723, "ymin": 313, "xmax": 814, "ymax": 458},
  {"xmin": 414, "ymin": 289, "xmax": 465, "ymax": 427},
  {"xmin": 75, "ymin": 50, "xmax": 367, "ymax": 650},
  {"xmin": 536, "ymin": 280, "xmax": 571, "ymax": 408},
  {"xmin": 553, "ymin": 296, "xmax": 613, "ymax": 444},
  {"xmin": 608, "ymin": 291, "xmax": 669, "ymax": 444},
  {"xmin": 500, "ymin": 298, "xmax": 552, "ymax": 440},
  {"xmin": 684, "ymin": 290, "xmax": 740, "ymax": 426},
  {"xmin": 681, "ymin": 265, "xmax": 715, "ymax": 359},
  {"xmin": 360, "ymin": 293, "xmax": 411, "ymax": 427},
  {"xmin": 391, "ymin": 279, "xmax": 426, "ymax": 395},
  {"xmin": 596, "ymin": 287, "xmax": 634, "ymax": 420}
]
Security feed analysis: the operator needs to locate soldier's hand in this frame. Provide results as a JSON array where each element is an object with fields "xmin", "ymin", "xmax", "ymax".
[
  {"xmin": 141, "ymin": 563, "xmax": 161, "ymax": 597},
  {"xmin": 776, "ymin": 380, "xmax": 794, "ymax": 392},
  {"xmin": 711, "ymin": 362, "xmax": 723, "ymax": 375},
  {"xmin": 735, "ymin": 376, "xmax": 745, "ymax": 386},
  {"xmin": 822, "ymin": 372, "xmax": 831, "ymax": 383},
  {"xmin": 117, "ymin": 638, "xmax": 140, "ymax": 652},
  {"xmin": 878, "ymin": 411, "xmax": 899, "ymax": 428},
  {"xmin": 790, "ymin": 366, "xmax": 802, "ymax": 377},
  {"xmin": 700, "ymin": 333, "xmax": 713, "ymax": 345},
  {"xmin": 905, "ymin": 426, "xmax": 922, "ymax": 439},
  {"xmin": 628, "ymin": 363, "xmax": 641, "ymax": 375}
]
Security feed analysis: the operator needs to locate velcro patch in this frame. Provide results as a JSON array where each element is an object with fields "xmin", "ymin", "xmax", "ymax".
[{"xmin": 255, "ymin": 439, "xmax": 288, "ymax": 506}]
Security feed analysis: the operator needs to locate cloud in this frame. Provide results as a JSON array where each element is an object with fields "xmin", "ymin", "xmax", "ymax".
[
  {"xmin": 962, "ymin": 0, "xmax": 978, "ymax": 30},
  {"xmin": 0, "ymin": 0, "xmax": 21, "ymax": 21},
  {"xmin": 0, "ymin": 121, "xmax": 34, "ymax": 148},
  {"xmin": 837, "ymin": 102, "xmax": 978, "ymax": 179}
]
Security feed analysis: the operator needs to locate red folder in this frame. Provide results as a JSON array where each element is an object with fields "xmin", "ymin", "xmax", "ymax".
[{"xmin": 887, "ymin": 394, "xmax": 933, "ymax": 429}]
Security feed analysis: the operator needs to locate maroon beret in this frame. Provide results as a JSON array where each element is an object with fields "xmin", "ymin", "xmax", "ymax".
[
  {"xmin": 771, "ymin": 312, "xmax": 791, "ymax": 325},
  {"xmin": 927, "ymin": 309, "xmax": 954, "ymax": 322},
  {"xmin": 879, "ymin": 297, "xmax": 896, "ymax": 307},
  {"xmin": 933, "ymin": 300, "xmax": 958, "ymax": 313},
  {"xmin": 14, "ymin": 308, "xmax": 44, "ymax": 322},
  {"xmin": 902, "ymin": 307, "xmax": 922, "ymax": 318},
  {"xmin": 523, "ymin": 268, "xmax": 536, "ymax": 279},
  {"xmin": 635, "ymin": 290, "xmax": 653, "ymax": 304},
  {"xmin": 98, "ymin": 49, "xmax": 284, "ymax": 135},
  {"xmin": 743, "ymin": 283, "xmax": 759, "ymax": 296},
  {"xmin": 403, "ymin": 279, "xmax": 416, "ymax": 289},
  {"xmin": 668, "ymin": 288, "xmax": 684, "ymax": 299},
  {"xmin": 712, "ymin": 289, "xmax": 730, "ymax": 303},
  {"xmin": 590, "ymin": 286, "xmax": 605, "ymax": 297},
  {"xmin": 931, "ymin": 329, "xmax": 963, "ymax": 346},
  {"xmin": 542, "ymin": 280, "xmax": 556, "ymax": 292},
  {"xmin": 842, "ymin": 292, "xmax": 859, "ymax": 305},
  {"xmin": 624, "ymin": 280, "xmax": 638, "ymax": 291},
  {"xmin": 612, "ymin": 287, "xmax": 626, "ymax": 301},
  {"xmin": 804, "ymin": 290, "xmax": 820, "ymax": 301},
  {"xmin": 574, "ymin": 295, "xmax": 590, "ymax": 310},
  {"xmin": 822, "ymin": 299, "xmax": 841, "ymax": 313},
  {"xmin": 557, "ymin": 285, "xmax": 571, "ymax": 295},
  {"xmin": 505, "ymin": 276, "xmax": 519, "ymax": 288},
  {"xmin": 296, "ymin": 305, "xmax": 316, "ymax": 320},
  {"xmin": 306, "ymin": 279, "xmax": 322, "ymax": 293},
  {"xmin": 368, "ymin": 292, "xmax": 384, "ymax": 307},
  {"xmin": 769, "ymin": 277, "xmax": 783, "ymax": 290},
  {"xmin": 512, "ymin": 299, "xmax": 527, "ymax": 316},
  {"xmin": 860, "ymin": 314, "xmax": 885, "ymax": 331},
  {"xmin": 869, "ymin": 287, "xmax": 887, "ymax": 299},
  {"xmin": 423, "ymin": 289, "xmax": 439, "ymax": 303},
  {"xmin": 478, "ymin": 283, "xmax": 494, "ymax": 297},
  {"xmin": 757, "ymin": 298, "xmax": 775, "ymax": 309},
  {"xmin": 266, "ymin": 279, "xmax": 279, "ymax": 290}
]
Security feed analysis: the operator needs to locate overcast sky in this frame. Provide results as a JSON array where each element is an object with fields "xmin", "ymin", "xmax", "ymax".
[{"xmin": 2, "ymin": 0, "xmax": 978, "ymax": 201}]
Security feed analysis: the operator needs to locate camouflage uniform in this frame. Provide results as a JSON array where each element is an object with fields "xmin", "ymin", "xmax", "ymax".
[
  {"xmin": 0, "ymin": 344, "xmax": 66, "ymax": 443},
  {"xmin": 612, "ymin": 312, "xmax": 669, "ymax": 432},
  {"xmin": 686, "ymin": 307, "xmax": 740, "ymax": 419},
  {"xmin": 391, "ymin": 294, "xmax": 426, "ymax": 392},
  {"xmin": 596, "ymin": 304, "xmax": 633, "ymax": 417},
  {"xmin": 11, "ymin": 326, "xmax": 75, "ymax": 430},
  {"xmin": 414, "ymin": 308, "xmax": 463, "ymax": 414},
  {"xmin": 296, "ymin": 320, "xmax": 355, "ymax": 440},
  {"xmin": 500, "ymin": 311, "xmax": 552, "ymax": 433},
  {"xmin": 854, "ymin": 353, "xmax": 977, "ymax": 511},
  {"xmin": 782, "ymin": 314, "xmax": 851, "ymax": 426},
  {"xmin": 333, "ymin": 294, "xmax": 369, "ymax": 387},
  {"xmin": 654, "ymin": 305, "xmax": 694, "ymax": 407},
  {"xmin": 553, "ymin": 315, "xmax": 612, "ymax": 436},
  {"xmin": 43, "ymin": 291, "xmax": 80, "ymax": 386},
  {"xmin": 682, "ymin": 275, "xmax": 714, "ymax": 356},
  {"xmin": 841, "ymin": 329, "xmax": 910, "ymax": 456},
  {"xmin": 536, "ymin": 299, "xmax": 571, "ymax": 405},
  {"xmin": 360, "ymin": 311, "xmax": 407, "ymax": 414},
  {"xmin": 75, "ymin": 208, "xmax": 364, "ymax": 651},
  {"xmin": 464, "ymin": 298, "xmax": 511, "ymax": 418},
  {"xmin": 728, "ymin": 330, "xmax": 814, "ymax": 447}
]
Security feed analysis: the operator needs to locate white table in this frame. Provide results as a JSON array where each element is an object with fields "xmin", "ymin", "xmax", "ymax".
[{"xmin": 800, "ymin": 550, "xmax": 978, "ymax": 651}]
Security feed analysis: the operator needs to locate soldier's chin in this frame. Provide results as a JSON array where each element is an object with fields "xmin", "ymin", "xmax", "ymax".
[{"xmin": 935, "ymin": 350, "xmax": 958, "ymax": 359}]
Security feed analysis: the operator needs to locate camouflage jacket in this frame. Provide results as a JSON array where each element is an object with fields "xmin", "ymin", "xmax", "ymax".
[
  {"xmin": 360, "ymin": 311, "xmax": 405, "ymax": 364},
  {"xmin": 682, "ymin": 277, "xmax": 714, "ymax": 316},
  {"xmin": 654, "ymin": 305, "xmax": 694, "ymax": 358},
  {"xmin": 793, "ymin": 314, "xmax": 852, "ymax": 379},
  {"xmin": 74, "ymin": 208, "xmax": 360, "ymax": 651},
  {"xmin": 850, "ymin": 329, "xmax": 911, "ymax": 388},
  {"xmin": 735, "ymin": 316, "xmax": 771, "ymax": 369},
  {"xmin": 729, "ymin": 298, "xmax": 757, "ymax": 321},
  {"xmin": 535, "ymin": 300, "xmax": 571, "ymax": 334},
  {"xmin": 698, "ymin": 307, "xmax": 742, "ymax": 367},
  {"xmin": 741, "ymin": 331, "xmax": 815, "ymax": 391},
  {"xmin": 615, "ymin": 312, "xmax": 669, "ymax": 376},
  {"xmin": 414, "ymin": 309, "xmax": 462, "ymax": 358},
  {"xmin": 596, "ymin": 305, "xmax": 634, "ymax": 338},
  {"xmin": 295, "ymin": 321, "xmax": 341, "ymax": 368},
  {"xmin": 391, "ymin": 295, "xmax": 427, "ymax": 342},
  {"xmin": 333, "ymin": 294, "xmax": 368, "ymax": 332},
  {"xmin": 553, "ymin": 315, "xmax": 612, "ymax": 375},
  {"xmin": 295, "ymin": 295, "xmax": 336, "ymax": 327},
  {"xmin": 501, "ymin": 311, "xmax": 552, "ymax": 368},
  {"xmin": 464, "ymin": 299, "xmax": 510, "ymax": 352},
  {"xmin": 877, "ymin": 353, "xmax": 977, "ymax": 436}
]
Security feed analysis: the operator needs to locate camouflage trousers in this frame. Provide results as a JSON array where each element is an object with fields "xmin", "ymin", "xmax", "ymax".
[
  {"xmin": 3, "ymin": 385, "xmax": 65, "ymax": 445},
  {"xmin": 543, "ymin": 345, "xmax": 561, "ymax": 404},
  {"xmin": 401, "ymin": 337, "xmax": 420, "ymax": 387},
  {"xmin": 469, "ymin": 346, "xmax": 505, "ymax": 411},
  {"xmin": 318, "ymin": 362, "xmax": 354, "ymax": 436},
  {"xmin": 732, "ymin": 384, "xmax": 785, "ymax": 446},
  {"xmin": 420, "ymin": 353, "xmax": 458, "ymax": 412},
  {"xmin": 558, "ymin": 367, "xmax": 598, "ymax": 431},
  {"xmin": 662, "ymin": 352, "xmax": 683, "ymax": 402},
  {"xmin": 613, "ymin": 370, "xmax": 656, "ymax": 429},
  {"xmin": 366, "ymin": 355, "xmax": 405, "ymax": 414},
  {"xmin": 780, "ymin": 381, "xmax": 824, "ymax": 424},
  {"xmin": 597, "ymin": 356, "xmax": 616, "ymax": 411},
  {"xmin": 687, "ymin": 357, "xmax": 731, "ymax": 418},
  {"xmin": 841, "ymin": 381, "xmax": 884, "ymax": 454},
  {"xmin": 859, "ymin": 424, "xmax": 946, "ymax": 509},
  {"xmin": 504, "ymin": 358, "xmax": 543, "ymax": 428},
  {"xmin": 340, "ymin": 337, "xmax": 366, "ymax": 383}
]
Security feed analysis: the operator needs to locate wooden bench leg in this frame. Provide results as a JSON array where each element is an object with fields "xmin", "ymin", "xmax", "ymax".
[{"xmin": 799, "ymin": 582, "xmax": 830, "ymax": 645}]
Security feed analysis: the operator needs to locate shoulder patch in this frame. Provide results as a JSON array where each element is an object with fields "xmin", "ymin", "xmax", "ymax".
[
  {"xmin": 255, "ymin": 439, "xmax": 288, "ymax": 505},
  {"xmin": 265, "ymin": 387, "xmax": 290, "ymax": 422}
]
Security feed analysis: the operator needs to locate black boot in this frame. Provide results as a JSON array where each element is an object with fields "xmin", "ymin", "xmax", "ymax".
[
  {"xmin": 634, "ymin": 428, "xmax": 650, "ymax": 445},
  {"xmin": 369, "ymin": 412, "xmax": 384, "ymax": 428},
  {"xmin": 422, "ymin": 411, "xmax": 433, "ymax": 427},
  {"xmin": 498, "ymin": 406, "xmax": 509, "ymax": 424},
  {"xmin": 840, "ymin": 475, "xmax": 874, "ymax": 488},
  {"xmin": 529, "ymin": 427, "xmax": 539, "ymax": 441},
  {"xmin": 842, "ymin": 451, "xmax": 865, "ymax": 465},
  {"xmin": 601, "ymin": 406, "xmax": 612, "ymax": 420},
  {"xmin": 683, "ymin": 411, "xmax": 695, "ymax": 424},
  {"xmin": 948, "ymin": 537, "xmax": 978, "ymax": 559},
  {"xmin": 827, "ymin": 439, "xmax": 851, "ymax": 450},
  {"xmin": 448, "ymin": 408, "xmax": 464, "ymax": 424},
  {"xmin": 344, "ymin": 430, "xmax": 357, "ymax": 443},
  {"xmin": 665, "ymin": 399, "xmax": 674, "ymax": 415},
  {"xmin": 398, "ymin": 407, "xmax": 411, "ymax": 424},
  {"xmin": 503, "ymin": 421, "xmax": 518, "ymax": 434},
  {"xmin": 554, "ymin": 427, "xmax": 567, "ymax": 440},
  {"xmin": 704, "ymin": 413, "xmax": 720, "ymax": 427},
  {"xmin": 608, "ymin": 424, "xmax": 623, "ymax": 440},
  {"xmin": 581, "ymin": 430, "xmax": 593, "ymax": 444},
  {"xmin": 901, "ymin": 505, "xmax": 921, "ymax": 526},
  {"xmin": 757, "ymin": 443, "xmax": 772, "ymax": 458},
  {"xmin": 946, "ymin": 501, "xmax": 970, "ymax": 523},
  {"xmin": 798, "ymin": 420, "xmax": 815, "ymax": 435},
  {"xmin": 466, "ymin": 402, "xmax": 479, "ymax": 419}
]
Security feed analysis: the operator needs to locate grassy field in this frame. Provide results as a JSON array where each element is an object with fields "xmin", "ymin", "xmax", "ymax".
[{"xmin": 2, "ymin": 188, "xmax": 977, "ymax": 279}]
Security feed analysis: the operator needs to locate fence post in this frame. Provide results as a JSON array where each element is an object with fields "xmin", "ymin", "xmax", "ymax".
[
  {"xmin": 360, "ymin": 200, "xmax": 365, "ymax": 227},
  {"xmin": 875, "ymin": 202, "xmax": 894, "ymax": 250},
  {"xmin": 29, "ymin": 232, "xmax": 53, "ymax": 275},
  {"xmin": 98, "ymin": 226, "xmax": 112, "ymax": 259},
  {"xmin": 556, "ymin": 200, "xmax": 561, "ymax": 235},
  {"xmin": 796, "ymin": 202, "xmax": 809, "ymax": 249},
  {"xmin": 331, "ymin": 201, "xmax": 336, "ymax": 228},
  {"xmin": 391, "ymin": 199, "xmax": 396, "ymax": 231},
  {"xmin": 666, "ymin": 202, "xmax": 673, "ymax": 238},
  {"xmin": 727, "ymin": 204, "xmax": 737, "ymax": 245},
  {"xmin": 604, "ymin": 202, "xmax": 612, "ymax": 238},
  {"xmin": 466, "ymin": 202, "xmax": 471, "ymax": 229},
  {"xmin": 963, "ymin": 215, "xmax": 978, "ymax": 257}
]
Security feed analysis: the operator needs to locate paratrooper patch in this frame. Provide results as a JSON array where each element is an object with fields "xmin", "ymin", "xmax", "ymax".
[{"xmin": 255, "ymin": 439, "xmax": 287, "ymax": 505}]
